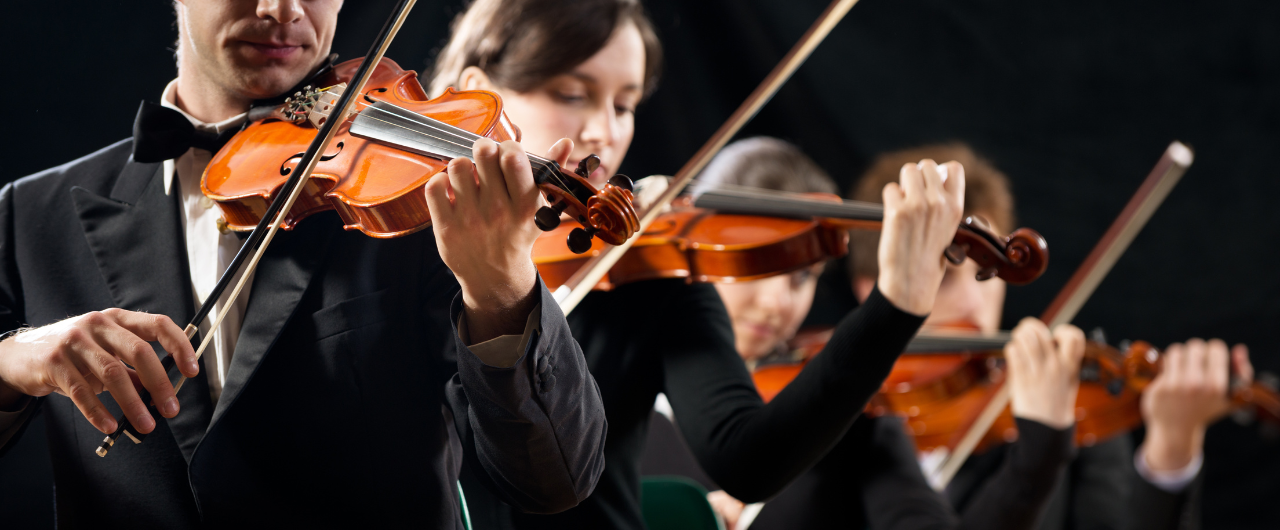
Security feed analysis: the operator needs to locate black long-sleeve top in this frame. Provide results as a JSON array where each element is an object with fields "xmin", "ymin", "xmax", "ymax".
[
  {"xmin": 461, "ymin": 278, "xmax": 925, "ymax": 529},
  {"xmin": 746, "ymin": 415, "xmax": 1074, "ymax": 530}
]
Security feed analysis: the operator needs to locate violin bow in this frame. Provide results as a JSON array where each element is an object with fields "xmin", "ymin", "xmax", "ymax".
[
  {"xmin": 927, "ymin": 141, "xmax": 1194, "ymax": 487},
  {"xmin": 97, "ymin": 0, "xmax": 420, "ymax": 456},
  {"xmin": 553, "ymin": 0, "xmax": 863, "ymax": 314}
]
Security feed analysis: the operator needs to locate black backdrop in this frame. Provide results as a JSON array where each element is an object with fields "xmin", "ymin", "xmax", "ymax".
[{"xmin": 1, "ymin": 0, "xmax": 1277, "ymax": 527}]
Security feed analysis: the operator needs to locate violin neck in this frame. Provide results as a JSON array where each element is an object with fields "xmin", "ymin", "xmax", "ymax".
[
  {"xmin": 904, "ymin": 332, "xmax": 1011, "ymax": 354},
  {"xmin": 692, "ymin": 187, "xmax": 883, "ymax": 222}
]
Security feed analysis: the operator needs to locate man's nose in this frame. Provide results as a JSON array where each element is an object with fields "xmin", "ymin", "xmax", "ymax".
[{"xmin": 258, "ymin": 0, "xmax": 304, "ymax": 24}]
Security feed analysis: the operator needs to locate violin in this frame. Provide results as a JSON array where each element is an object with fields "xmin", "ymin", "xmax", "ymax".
[
  {"xmin": 534, "ymin": 185, "xmax": 1049, "ymax": 292},
  {"xmin": 99, "ymin": 54, "xmax": 641, "ymax": 455},
  {"xmin": 204, "ymin": 56, "xmax": 639, "ymax": 249},
  {"xmin": 752, "ymin": 329, "xmax": 1280, "ymax": 452}
]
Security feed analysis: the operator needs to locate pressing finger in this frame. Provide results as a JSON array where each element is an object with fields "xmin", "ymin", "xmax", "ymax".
[
  {"xmin": 425, "ymin": 172, "xmax": 454, "ymax": 222},
  {"xmin": 446, "ymin": 156, "xmax": 478, "ymax": 208},
  {"xmin": 941, "ymin": 161, "xmax": 966, "ymax": 214},
  {"xmin": 898, "ymin": 163, "xmax": 924, "ymax": 204},
  {"xmin": 917, "ymin": 159, "xmax": 944, "ymax": 197},
  {"xmin": 1232, "ymin": 344, "xmax": 1254, "ymax": 384},
  {"xmin": 472, "ymin": 138, "xmax": 511, "ymax": 205},
  {"xmin": 498, "ymin": 140, "xmax": 537, "ymax": 205},
  {"xmin": 1206, "ymin": 338, "xmax": 1229, "ymax": 393},
  {"xmin": 1053, "ymin": 324, "xmax": 1086, "ymax": 370}
]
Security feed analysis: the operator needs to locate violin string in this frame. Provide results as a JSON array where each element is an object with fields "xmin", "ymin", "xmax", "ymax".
[
  {"xmin": 361, "ymin": 103, "xmax": 569, "ymax": 184},
  {"xmin": 364, "ymin": 105, "xmax": 573, "ymax": 191},
  {"xmin": 360, "ymin": 104, "xmax": 576, "ymax": 192}
]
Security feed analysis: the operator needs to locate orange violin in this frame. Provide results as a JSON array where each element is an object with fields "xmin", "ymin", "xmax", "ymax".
[
  {"xmin": 535, "ymin": 186, "xmax": 1049, "ymax": 291},
  {"xmin": 204, "ymin": 57, "xmax": 638, "ymax": 248},
  {"xmin": 753, "ymin": 329, "xmax": 1280, "ymax": 452}
]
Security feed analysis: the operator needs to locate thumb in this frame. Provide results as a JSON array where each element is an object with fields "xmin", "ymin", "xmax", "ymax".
[{"xmin": 548, "ymin": 138, "xmax": 574, "ymax": 168}]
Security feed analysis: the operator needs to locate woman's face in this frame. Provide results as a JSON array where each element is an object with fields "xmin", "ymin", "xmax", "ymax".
[
  {"xmin": 715, "ymin": 265, "xmax": 824, "ymax": 363},
  {"xmin": 923, "ymin": 259, "xmax": 1006, "ymax": 334},
  {"xmin": 466, "ymin": 22, "xmax": 646, "ymax": 189}
]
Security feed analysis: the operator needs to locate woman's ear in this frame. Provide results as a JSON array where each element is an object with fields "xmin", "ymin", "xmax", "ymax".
[{"xmin": 458, "ymin": 66, "xmax": 495, "ymax": 91}]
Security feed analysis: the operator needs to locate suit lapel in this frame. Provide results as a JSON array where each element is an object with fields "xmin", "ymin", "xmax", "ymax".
[
  {"xmin": 207, "ymin": 215, "xmax": 335, "ymax": 429},
  {"xmin": 71, "ymin": 158, "xmax": 215, "ymax": 462}
]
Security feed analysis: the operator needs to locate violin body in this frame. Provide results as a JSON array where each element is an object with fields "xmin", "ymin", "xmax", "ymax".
[
  {"xmin": 534, "ymin": 204, "xmax": 849, "ymax": 290},
  {"xmin": 751, "ymin": 333, "xmax": 1280, "ymax": 453},
  {"xmin": 203, "ymin": 58, "xmax": 520, "ymax": 238}
]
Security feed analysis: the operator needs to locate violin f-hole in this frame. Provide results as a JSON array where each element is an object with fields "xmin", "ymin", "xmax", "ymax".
[
  {"xmin": 280, "ymin": 142, "xmax": 345, "ymax": 176},
  {"xmin": 363, "ymin": 87, "xmax": 389, "ymax": 104}
]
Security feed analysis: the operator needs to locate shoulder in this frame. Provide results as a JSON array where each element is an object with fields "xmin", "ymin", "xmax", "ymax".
[{"xmin": 9, "ymin": 138, "xmax": 135, "ymax": 199}]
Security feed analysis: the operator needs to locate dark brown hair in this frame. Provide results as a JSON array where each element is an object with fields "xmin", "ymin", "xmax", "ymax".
[
  {"xmin": 427, "ymin": 0, "xmax": 663, "ymax": 98},
  {"xmin": 848, "ymin": 143, "xmax": 1016, "ymax": 278},
  {"xmin": 696, "ymin": 137, "xmax": 838, "ymax": 195}
]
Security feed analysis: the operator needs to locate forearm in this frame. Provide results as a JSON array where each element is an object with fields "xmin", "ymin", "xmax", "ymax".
[
  {"xmin": 677, "ymin": 286, "xmax": 925, "ymax": 501},
  {"xmin": 452, "ymin": 280, "xmax": 606, "ymax": 513},
  {"xmin": 956, "ymin": 418, "xmax": 1075, "ymax": 530}
]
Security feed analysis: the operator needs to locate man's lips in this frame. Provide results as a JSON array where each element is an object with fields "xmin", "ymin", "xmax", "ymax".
[{"xmin": 242, "ymin": 41, "xmax": 303, "ymax": 59}]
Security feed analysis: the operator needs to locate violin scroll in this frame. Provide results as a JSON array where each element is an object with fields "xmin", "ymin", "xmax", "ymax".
[
  {"xmin": 534, "ymin": 156, "xmax": 639, "ymax": 253},
  {"xmin": 950, "ymin": 216, "xmax": 1049, "ymax": 285}
]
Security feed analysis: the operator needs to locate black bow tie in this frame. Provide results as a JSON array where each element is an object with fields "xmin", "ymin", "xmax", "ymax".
[
  {"xmin": 131, "ymin": 54, "xmax": 341, "ymax": 164},
  {"xmin": 130, "ymin": 102, "xmax": 241, "ymax": 163}
]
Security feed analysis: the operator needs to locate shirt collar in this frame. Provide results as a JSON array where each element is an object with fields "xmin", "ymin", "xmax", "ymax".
[{"xmin": 160, "ymin": 79, "xmax": 248, "ymax": 195}]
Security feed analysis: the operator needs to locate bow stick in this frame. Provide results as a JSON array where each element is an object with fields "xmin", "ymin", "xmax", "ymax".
[
  {"xmin": 553, "ymin": 0, "xmax": 862, "ymax": 314},
  {"xmin": 97, "ymin": 0, "xmax": 420, "ymax": 457},
  {"xmin": 927, "ymin": 141, "xmax": 1194, "ymax": 487}
]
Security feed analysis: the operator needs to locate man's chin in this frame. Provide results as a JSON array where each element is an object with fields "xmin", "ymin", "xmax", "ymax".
[{"xmin": 225, "ymin": 57, "xmax": 323, "ymax": 100}]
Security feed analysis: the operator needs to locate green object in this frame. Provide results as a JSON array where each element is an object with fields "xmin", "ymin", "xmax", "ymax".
[
  {"xmin": 641, "ymin": 476, "xmax": 726, "ymax": 530},
  {"xmin": 458, "ymin": 481, "xmax": 472, "ymax": 530}
]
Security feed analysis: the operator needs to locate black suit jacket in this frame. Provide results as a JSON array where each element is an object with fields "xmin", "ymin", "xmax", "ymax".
[{"xmin": 0, "ymin": 139, "xmax": 606, "ymax": 528}]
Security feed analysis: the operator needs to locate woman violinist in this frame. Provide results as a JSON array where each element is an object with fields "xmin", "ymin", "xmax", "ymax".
[
  {"xmin": 427, "ymin": 1, "xmax": 966, "ymax": 528},
  {"xmin": 845, "ymin": 144, "xmax": 1254, "ymax": 530},
  {"xmin": 649, "ymin": 137, "xmax": 1083, "ymax": 530}
]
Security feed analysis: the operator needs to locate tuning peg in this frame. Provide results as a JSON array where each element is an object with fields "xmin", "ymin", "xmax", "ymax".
[
  {"xmin": 576, "ymin": 155, "xmax": 601, "ymax": 178},
  {"xmin": 535, "ymin": 201, "xmax": 568, "ymax": 231},
  {"xmin": 608, "ymin": 174, "xmax": 634, "ymax": 192},
  {"xmin": 568, "ymin": 227, "xmax": 598, "ymax": 254}
]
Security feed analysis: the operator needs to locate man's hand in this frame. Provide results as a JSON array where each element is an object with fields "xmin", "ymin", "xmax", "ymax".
[
  {"xmin": 0, "ymin": 309, "xmax": 198, "ymax": 434},
  {"xmin": 1141, "ymin": 339, "xmax": 1250, "ymax": 471},
  {"xmin": 1006, "ymin": 318, "xmax": 1085, "ymax": 429},
  {"xmin": 427, "ymin": 137, "xmax": 572, "ymax": 344},
  {"xmin": 876, "ymin": 160, "xmax": 965, "ymax": 315}
]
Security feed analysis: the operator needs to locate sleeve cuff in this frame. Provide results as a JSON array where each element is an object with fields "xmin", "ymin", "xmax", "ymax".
[
  {"xmin": 458, "ymin": 302, "xmax": 543, "ymax": 369},
  {"xmin": 0, "ymin": 395, "xmax": 34, "ymax": 450},
  {"xmin": 1010, "ymin": 417, "xmax": 1077, "ymax": 475},
  {"xmin": 1134, "ymin": 444, "xmax": 1202, "ymax": 493}
]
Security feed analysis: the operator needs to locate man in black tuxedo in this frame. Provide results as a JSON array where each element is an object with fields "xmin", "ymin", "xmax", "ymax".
[{"xmin": 0, "ymin": 0, "xmax": 606, "ymax": 527}]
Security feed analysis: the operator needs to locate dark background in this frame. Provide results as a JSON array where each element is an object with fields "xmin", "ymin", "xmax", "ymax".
[{"xmin": 2, "ymin": 0, "xmax": 1277, "ymax": 527}]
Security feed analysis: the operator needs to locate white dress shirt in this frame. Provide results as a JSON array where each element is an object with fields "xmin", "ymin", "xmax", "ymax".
[{"xmin": 160, "ymin": 80, "xmax": 252, "ymax": 404}]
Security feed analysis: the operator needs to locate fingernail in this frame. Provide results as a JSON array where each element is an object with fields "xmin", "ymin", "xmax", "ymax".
[{"xmin": 161, "ymin": 397, "xmax": 179, "ymax": 417}]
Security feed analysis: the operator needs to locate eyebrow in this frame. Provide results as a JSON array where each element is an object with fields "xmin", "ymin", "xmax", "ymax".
[{"xmin": 566, "ymin": 71, "xmax": 642, "ymax": 92}]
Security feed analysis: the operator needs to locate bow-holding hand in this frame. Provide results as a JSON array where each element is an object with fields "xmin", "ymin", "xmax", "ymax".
[
  {"xmin": 876, "ymin": 160, "xmax": 966, "ymax": 316},
  {"xmin": 427, "ymin": 137, "xmax": 574, "ymax": 344},
  {"xmin": 0, "ymin": 309, "xmax": 198, "ymax": 434}
]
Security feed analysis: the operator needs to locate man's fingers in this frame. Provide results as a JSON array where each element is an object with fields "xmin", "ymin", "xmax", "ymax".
[
  {"xmin": 1232, "ymin": 344, "xmax": 1254, "ymax": 384},
  {"xmin": 105, "ymin": 309, "xmax": 197, "ymax": 379},
  {"xmin": 897, "ymin": 163, "xmax": 924, "ymax": 203},
  {"xmin": 425, "ymin": 172, "xmax": 454, "ymax": 223},
  {"xmin": 92, "ymin": 320, "xmax": 179, "ymax": 419},
  {"xmin": 881, "ymin": 182, "xmax": 905, "ymax": 213},
  {"xmin": 1206, "ymin": 339, "xmax": 1229, "ymax": 393},
  {"xmin": 446, "ymin": 156, "xmax": 478, "ymax": 208},
  {"xmin": 52, "ymin": 363, "xmax": 117, "ymax": 434},
  {"xmin": 1053, "ymin": 324, "xmax": 1086, "ymax": 370},
  {"xmin": 942, "ymin": 161, "xmax": 966, "ymax": 216},
  {"xmin": 67, "ymin": 333, "xmax": 155, "ymax": 434},
  {"xmin": 1161, "ymin": 343, "xmax": 1184, "ymax": 385},
  {"xmin": 917, "ymin": 159, "xmax": 944, "ymax": 198}
]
